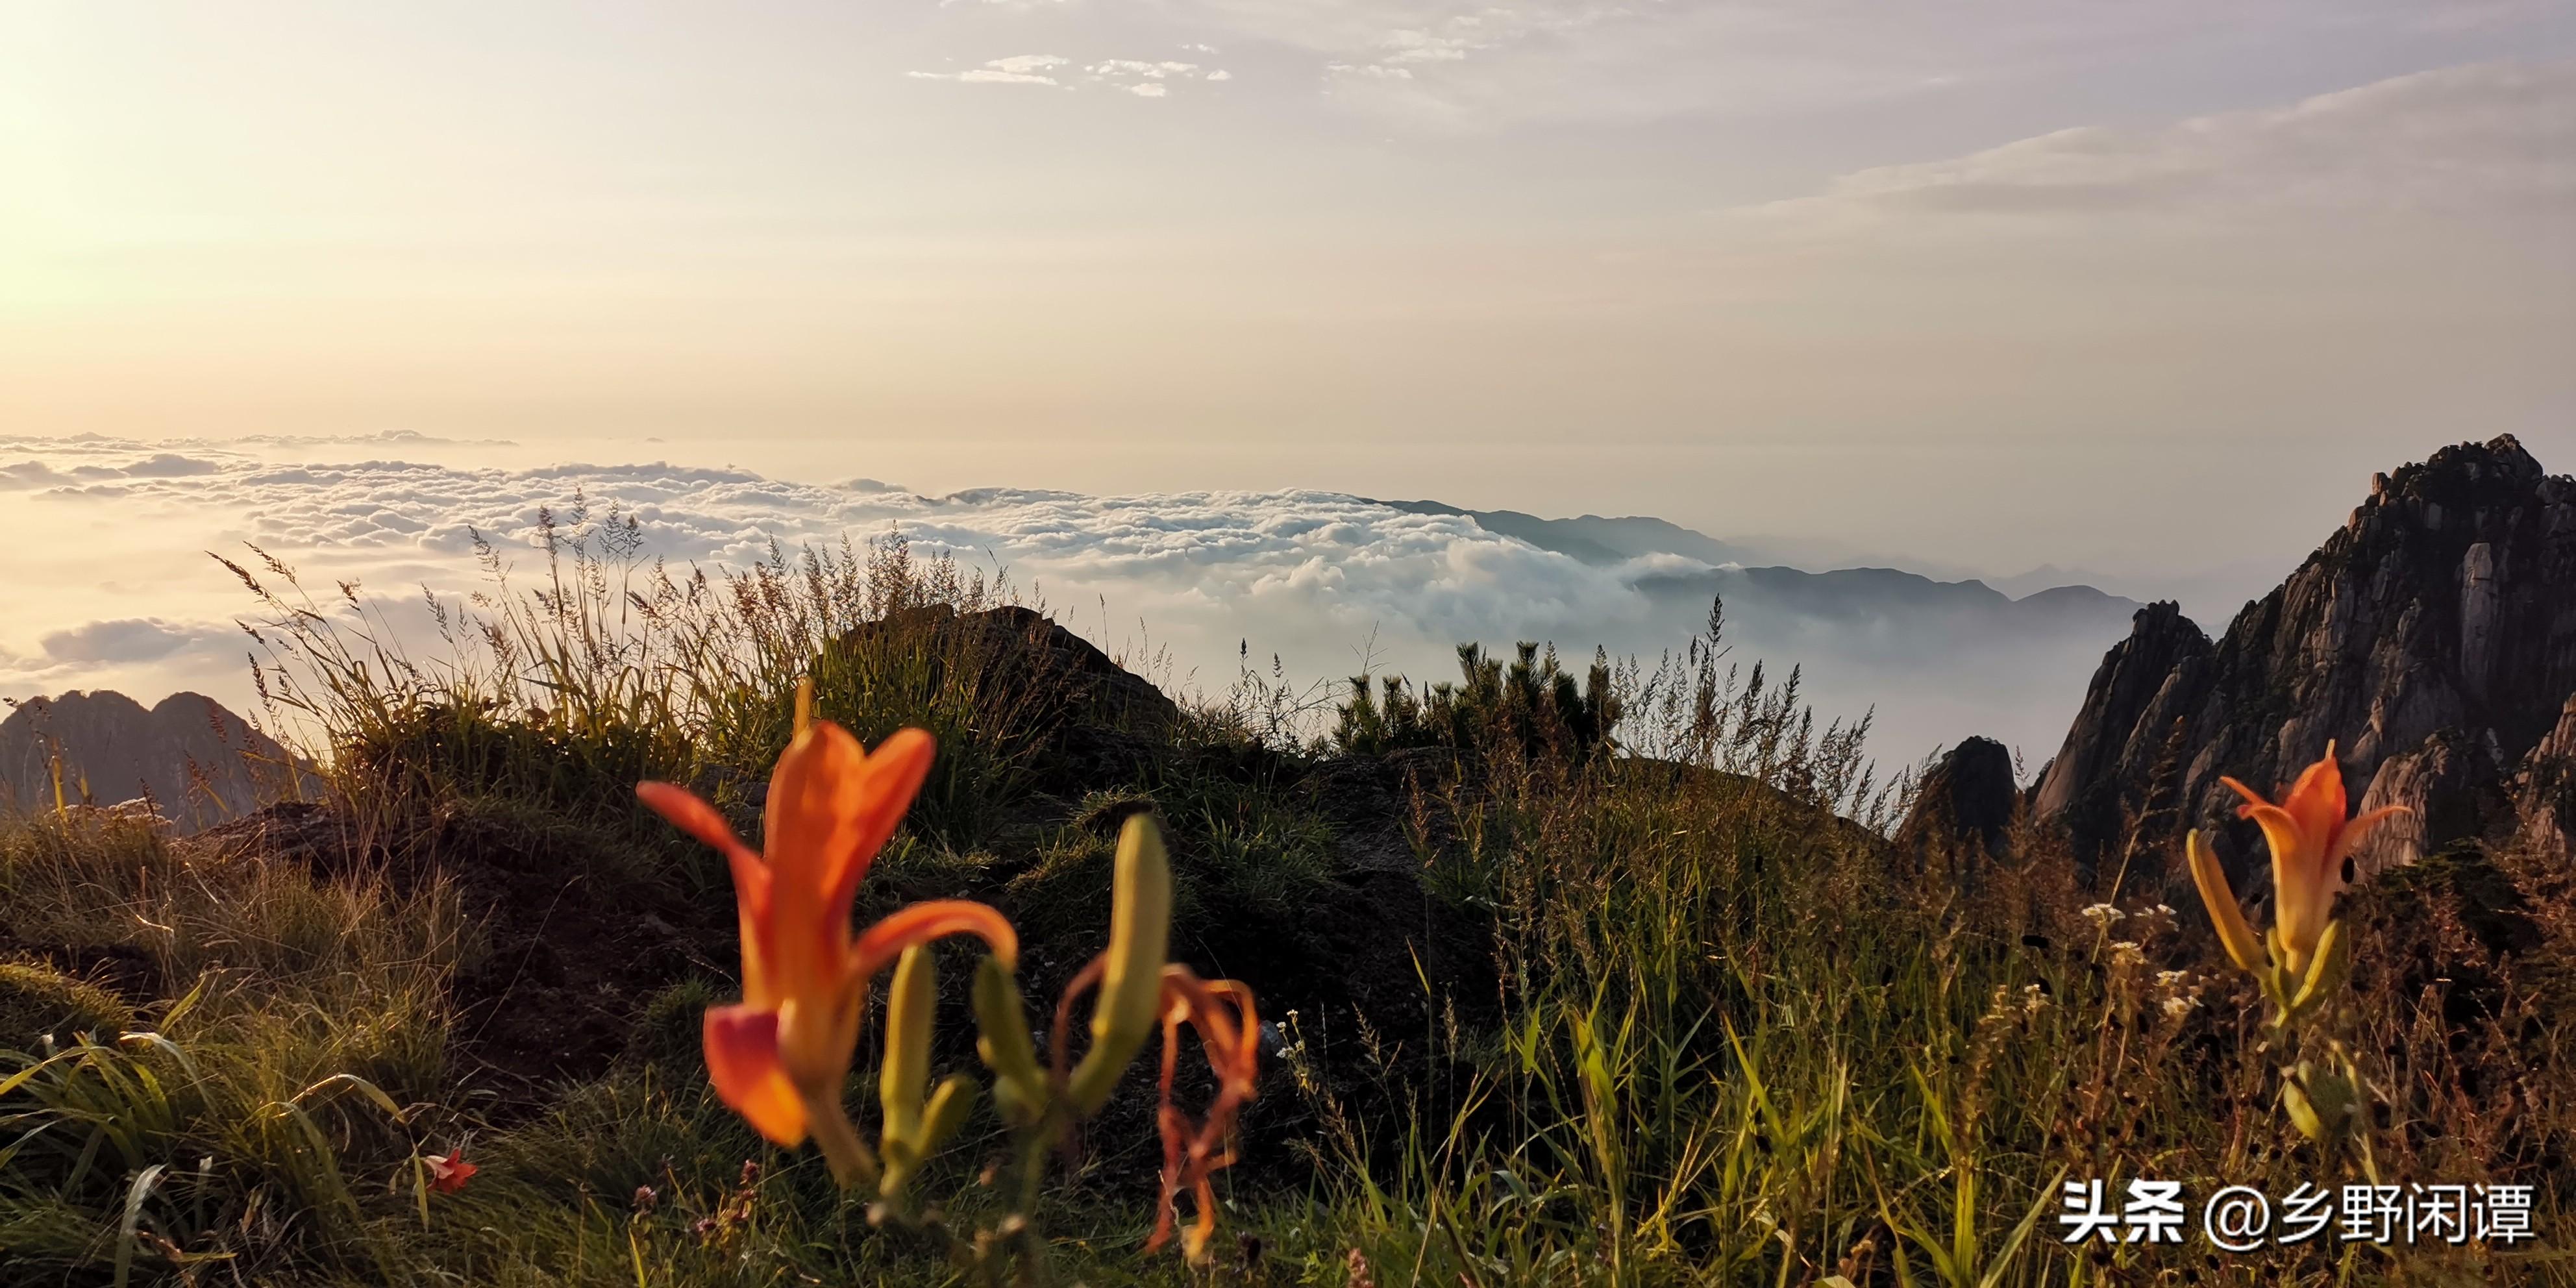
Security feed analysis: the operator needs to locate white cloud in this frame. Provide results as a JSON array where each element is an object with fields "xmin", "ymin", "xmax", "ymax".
[
  {"xmin": 908, "ymin": 55, "xmax": 1072, "ymax": 86},
  {"xmin": 39, "ymin": 618, "xmax": 216, "ymax": 665},
  {"xmin": 918, "ymin": 53, "xmax": 1229, "ymax": 95},
  {"xmin": 0, "ymin": 435, "xmax": 2161, "ymax": 767}
]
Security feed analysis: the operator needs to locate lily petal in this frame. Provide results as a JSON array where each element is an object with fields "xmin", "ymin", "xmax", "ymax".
[
  {"xmin": 2186, "ymin": 830, "xmax": 2267, "ymax": 975},
  {"xmin": 640, "ymin": 782, "xmax": 775, "ymax": 1005},
  {"xmin": 830, "ymin": 728, "xmax": 936, "ymax": 913},
  {"xmin": 704, "ymin": 1005, "xmax": 808, "ymax": 1146},
  {"xmin": 2325, "ymin": 804, "xmax": 2410, "ymax": 878},
  {"xmin": 764, "ymin": 721, "xmax": 874, "ymax": 915},
  {"xmin": 853, "ymin": 898, "xmax": 1020, "ymax": 978},
  {"xmin": 2240, "ymin": 800, "xmax": 2332, "ymax": 958},
  {"xmin": 637, "ymin": 782, "xmax": 767, "ymax": 904}
]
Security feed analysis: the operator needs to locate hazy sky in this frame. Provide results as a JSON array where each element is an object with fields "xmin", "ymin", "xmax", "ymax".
[{"xmin": 5, "ymin": 2, "xmax": 2573, "ymax": 582}]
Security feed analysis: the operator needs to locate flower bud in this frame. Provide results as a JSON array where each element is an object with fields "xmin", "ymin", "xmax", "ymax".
[
  {"xmin": 1068, "ymin": 813, "xmax": 1173, "ymax": 1114},
  {"xmin": 920, "ymin": 1074, "xmax": 977, "ymax": 1157},
  {"xmin": 2186, "ymin": 830, "xmax": 2267, "ymax": 978},
  {"xmin": 879, "ymin": 943, "xmax": 937, "ymax": 1185},
  {"xmin": 973, "ymin": 955, "xmax": 1046, "ymax": 1124},
  {"xmin": 2285, "ymin": 919, "xmax": 2351, "ymax": 1023}
]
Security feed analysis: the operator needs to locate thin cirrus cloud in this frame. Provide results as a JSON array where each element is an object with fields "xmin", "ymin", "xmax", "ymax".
[
  {"xmin": 909, "ymin": 53, "xmax": 1235, "ymax": 94},
  {"xmin": 908, "ymin": 55, "xmax": 1071, "ymax": 86},
  {"xmin": 1132, "ymin": 0, "xmax": 2573, "ymax": 127}
]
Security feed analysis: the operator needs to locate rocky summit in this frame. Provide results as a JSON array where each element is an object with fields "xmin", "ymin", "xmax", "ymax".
[
  {"xmin": 0, "ymin": 690, "xmax": 295, "ymax": 830},
  {"xmin": 2031, "ymin": 434, "xmax": 2576, "ymax": 896}
]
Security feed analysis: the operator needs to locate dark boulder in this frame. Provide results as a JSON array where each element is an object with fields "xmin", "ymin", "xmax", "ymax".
[{"xmin": 1896, "ymin": 736, "xmax": 2019, "ymax": 863}]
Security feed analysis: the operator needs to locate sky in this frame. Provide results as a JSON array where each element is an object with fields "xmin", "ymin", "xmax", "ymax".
[{"xmin": 3, "ymin": 3, "xmax": 2573, "ymax": 763}]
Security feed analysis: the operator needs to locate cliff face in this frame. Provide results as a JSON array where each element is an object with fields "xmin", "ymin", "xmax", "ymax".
[
  {"xmin": 2033, "ymin": 435, "xmax": 2576, "ymax": 887},
  {"xmin": 0, "ymin": 691, "xmax": 292, "ymax": 829}
]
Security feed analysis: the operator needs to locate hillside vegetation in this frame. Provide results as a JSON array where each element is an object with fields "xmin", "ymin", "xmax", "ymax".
[{"xmin": 3, "ymin": 519, "xmax": 2571, "ymax": 1286}]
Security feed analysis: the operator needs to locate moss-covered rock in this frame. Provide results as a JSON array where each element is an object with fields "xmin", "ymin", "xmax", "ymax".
[{"xmin": 0, "ymin": 960, "xmax": 135, "ymax": 1048}]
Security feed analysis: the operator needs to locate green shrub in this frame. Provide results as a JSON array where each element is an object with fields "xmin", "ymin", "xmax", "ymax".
[{"xmin": 1338, "ymin": 640, "xmax": 1620, "ymax": 760}]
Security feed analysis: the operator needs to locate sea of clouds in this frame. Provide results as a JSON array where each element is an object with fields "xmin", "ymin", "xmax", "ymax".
[{"xmin": 0, "ymin": 434, "xmax": 2127, "ymax": 772}]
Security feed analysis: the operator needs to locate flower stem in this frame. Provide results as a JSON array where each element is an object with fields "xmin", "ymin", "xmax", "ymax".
[{"xmin": 804, "ymin": 1093, "xmax": 882, "ymax": 1189}]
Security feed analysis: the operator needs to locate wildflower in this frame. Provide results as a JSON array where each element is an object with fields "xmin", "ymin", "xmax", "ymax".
[
  {"xmin": 2161, "ymin": 994, "xmax": 2198, "ymax": 1021},
  {"xmin": 2079, "ymin": 902, "xmax": 2125, "ymax": 926},
  {"xmin": 424, "ymin": 1148, "xmax": 477, "ymax": 1194},
  {"xmin": 638, "ymin": 688, "xmax": 1014, "ymax": 1186},
  {"xmin": 2214, "ymin": 740, "xmax": 2404, "ymax": 976}
]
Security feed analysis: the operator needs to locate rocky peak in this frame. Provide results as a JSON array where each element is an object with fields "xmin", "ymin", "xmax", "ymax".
[
  {"xmin": 1896, "ymin": 735, "xmax": 2019, "ymax": 864},
  {"xmin": 0, "ymin": 690, "xmax": 295, "ymax": 830},
  {"xmin": 2034, "ymin": 435, "xmax": 2576, "ymax": 892}
]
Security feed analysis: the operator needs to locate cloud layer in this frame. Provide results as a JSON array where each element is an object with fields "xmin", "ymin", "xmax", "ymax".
[{"xmin": 0, "ymin": 436, "xmax": 2146, "ymax": 767}]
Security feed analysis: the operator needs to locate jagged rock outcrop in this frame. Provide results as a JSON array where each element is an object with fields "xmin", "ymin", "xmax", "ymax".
[
  {"xmin": 1896, "ymin": 736, "xmax": 2018, "ymax": 862},
  {"xmin": 0, "ymin": 691, "xmax": 294, "ymax": 830},
  {"xmin": 2034, "ymin": 435, "xmax": 2576, "ymax": 889},
  {"xmin": 2512, "ymin": 693, "xmax": 2576, "ymax": 861}
]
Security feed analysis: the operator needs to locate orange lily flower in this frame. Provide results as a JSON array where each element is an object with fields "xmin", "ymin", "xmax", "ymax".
[
  {"xmin": 424, "ymin": 1148, "xmax": 477, "ymax": 1194},
  {"xmin": 638, "ymin": 699, "xmax": 1015, "ymax": 1185},
  {"xmin": 2212, "ymin": 741, "xmax": 2404, "ymax": 974}
]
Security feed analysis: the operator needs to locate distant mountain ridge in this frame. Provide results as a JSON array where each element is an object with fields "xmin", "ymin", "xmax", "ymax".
[
  {"xmin": 0, "ymin": 690, "xmax": 291, "ymax": 830},
  {"xmin": 1373, "ymin": 496, "xmax": 2133, "ymax": 609},
  {"xmin": 1369, "ymin": 495, "xmax": 2153, "ymax": 760},
  {"xmin": 1375, "ymin": 496, "xmax": 2144, "ymax": 632}
]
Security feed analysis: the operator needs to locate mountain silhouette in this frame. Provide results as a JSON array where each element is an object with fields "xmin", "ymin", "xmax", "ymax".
[{"xmin": 0, "ymin": 690, "xmax": 295, "ymax": 830}]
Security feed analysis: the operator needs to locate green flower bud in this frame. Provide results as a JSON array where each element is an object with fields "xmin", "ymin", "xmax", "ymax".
[
  {"xmin": 972, "ymin": 955, "xmax": 1046, "ymax": 1124},
  {"xmin": 1067, "ymin": 814, "xmax": 1172, "ymax": 1115},
  {"xmin": 2284, "ymin": 919, "xmax": 2351, "ymax": 1024},
  {"xmin": 879, "ymin": 943, "xmax": 937, "ymax": 1191}
]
